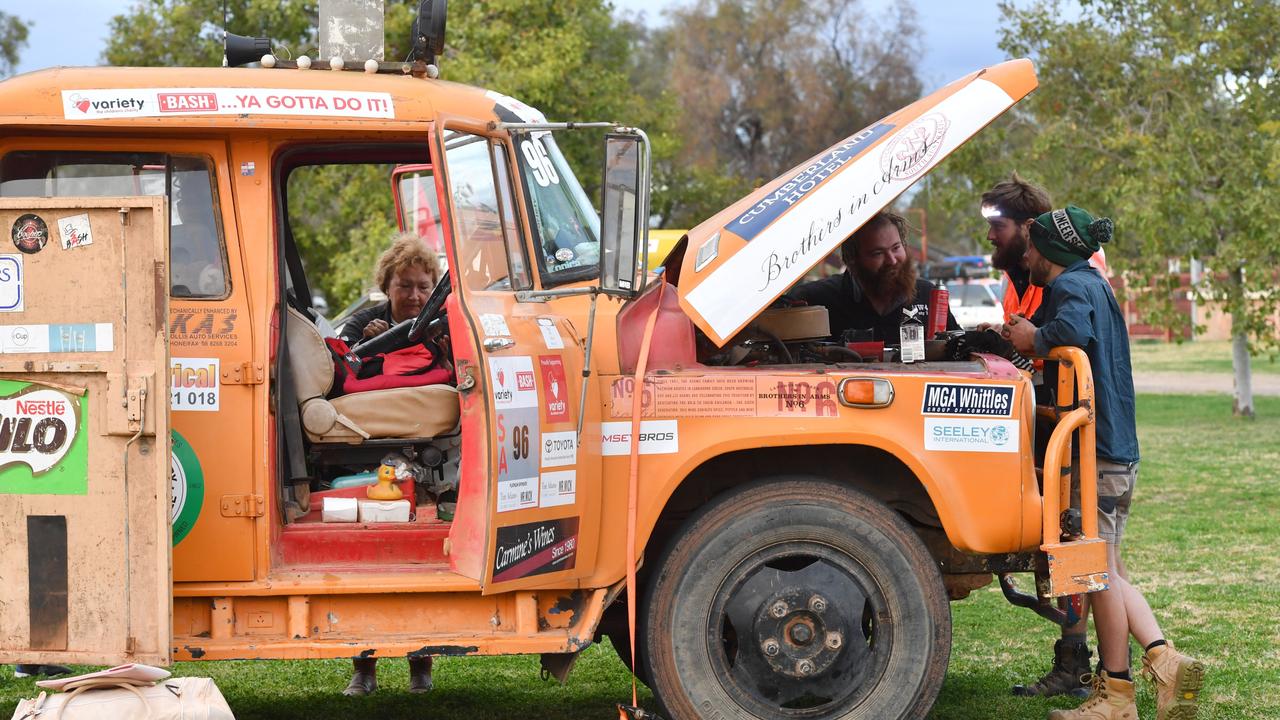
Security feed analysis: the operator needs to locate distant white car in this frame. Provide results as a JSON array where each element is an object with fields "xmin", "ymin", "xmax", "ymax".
[{"xmin": 944, "ymin": 280, "xmax": 1003, "ymax": 330}]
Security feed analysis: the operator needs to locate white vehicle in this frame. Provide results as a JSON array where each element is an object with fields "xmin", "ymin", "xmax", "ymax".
[{"xmin": 945, "ymin": 279, "xmax": 1004, "ymax": 329}]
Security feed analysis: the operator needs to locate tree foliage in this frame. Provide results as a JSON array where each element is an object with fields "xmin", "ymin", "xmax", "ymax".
[
  {"xmin": 928, "ymin": 0, "xmax": 1280, "ymax": 412},
  {"xmin": 0, "ymin": 12, "xmax": 30, "ymax": 78}
]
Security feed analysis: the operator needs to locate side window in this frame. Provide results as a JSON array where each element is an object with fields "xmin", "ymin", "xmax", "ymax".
[
  {"xmin": 0, "ymin": 151, "xmax": 230, "ymax": 299},
  {"xmin": 444, "ymin": 132, "xmax": 516, "ymax": 291},
  {"xmin": 491, "ymin": 144, "xmax": 531, "ymax": 291}
]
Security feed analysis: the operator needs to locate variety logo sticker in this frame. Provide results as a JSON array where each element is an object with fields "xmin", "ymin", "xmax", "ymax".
[
  {"xmin": 62, "ymin": 88, "xmax": 396, "ymax": 120},
  {"xmin": 921, "ymin": 383, "xmax": 1015, "ymax": 417},
  {"xmin": 924, "ymin": 418, "xmax": 1019, "ymax": 453},
  {"xmin": 539, "ymin": 355, "xmax": 570, "ymax": 423},
  {"xmin": 170, "ymin": 358, "xmax": 221, "ymax": 412},
  {"xmin": 492, "ymin": 516, "xmax": 579, "ymax": 583},
  {"xmin": 0, "ymin": 254, "xmax": 23, "ymax": 313}
]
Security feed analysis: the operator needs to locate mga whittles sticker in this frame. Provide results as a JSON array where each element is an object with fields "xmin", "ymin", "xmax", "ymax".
[
  {"xmin": 921, "ymin": 383, "xmax": 1015, "ymax": 417},
  {"xmin": 0, "ymin": 380, "xmax": 87, "ymax": 495}
]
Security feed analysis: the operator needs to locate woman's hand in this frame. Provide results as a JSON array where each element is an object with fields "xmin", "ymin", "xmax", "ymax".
[{"xmin": 362, "ymin": 318, "xmax": 390, "ymax": 338}]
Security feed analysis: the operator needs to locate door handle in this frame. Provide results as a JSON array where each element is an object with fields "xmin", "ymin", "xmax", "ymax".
[{"xmin": 483, "ymin": 337, "xmax": 515, "ymax": 352}]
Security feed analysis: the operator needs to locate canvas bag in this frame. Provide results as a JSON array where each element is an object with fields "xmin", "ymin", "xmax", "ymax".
[{"xmin": 10, "ymin": 676, "xmax": 234, "ymax": 720}]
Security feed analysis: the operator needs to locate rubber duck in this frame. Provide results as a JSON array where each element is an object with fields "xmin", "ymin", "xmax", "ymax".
[{"xmin": 367, "ymin": 456, "xmax": 404, "ymax": 501}]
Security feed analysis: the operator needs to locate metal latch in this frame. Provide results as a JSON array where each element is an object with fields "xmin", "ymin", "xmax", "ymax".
[
  {"xmin": 220, "ymin": 494, "xmax": 265, "ymax": 517},
  {"xmin": 125, "ymin": 377, "xmax": 146, "ymax": 431},
  {"xmin": 221, "ymin": 361, "xmax": 265, "ymax": 385}
]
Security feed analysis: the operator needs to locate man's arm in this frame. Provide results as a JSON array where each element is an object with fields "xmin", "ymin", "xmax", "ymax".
[{"xmin": 1032, "ymin": 283, "xmax": 1096, "ymax": 356}]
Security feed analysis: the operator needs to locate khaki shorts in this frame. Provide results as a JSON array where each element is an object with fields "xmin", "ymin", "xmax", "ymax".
[{"xmin": 1072, "ymin": 459, "xmax": 1138, "ymax": 545}]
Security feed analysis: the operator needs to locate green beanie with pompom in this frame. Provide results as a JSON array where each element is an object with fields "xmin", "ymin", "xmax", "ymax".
[{"xmin": 1029, "ymin": 205, "xmax": 1113, "ymax": 267}]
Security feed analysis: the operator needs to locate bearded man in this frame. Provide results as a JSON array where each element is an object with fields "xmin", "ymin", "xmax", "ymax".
[{"xmin": 788, "ymin": 211, "xmax": 958, "ymax": 344}]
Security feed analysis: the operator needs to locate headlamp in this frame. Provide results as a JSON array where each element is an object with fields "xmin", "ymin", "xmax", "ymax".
[{"xmin": 980, "ymin": 204, "xmax": 1004, "ymax": 219}]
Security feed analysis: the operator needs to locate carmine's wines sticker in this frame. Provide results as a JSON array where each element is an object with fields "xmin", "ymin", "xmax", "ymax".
[{"xmin": 11, "ymin": 214, "xmax": 49, "ymax": 254}]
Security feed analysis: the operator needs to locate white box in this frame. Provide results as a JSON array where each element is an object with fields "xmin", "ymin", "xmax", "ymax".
[
  {"xmin": 358, "ymin": 499, "xmax": 412, "ymax": 523},
  {"xmin": 321, "ymin": 497, "xmax": 358, "ymax": 523}
]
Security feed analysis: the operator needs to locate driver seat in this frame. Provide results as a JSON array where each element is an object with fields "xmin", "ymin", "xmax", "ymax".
[{"xmin": 285, "ymin": 306, "xmax": 460, "ymax": 443}]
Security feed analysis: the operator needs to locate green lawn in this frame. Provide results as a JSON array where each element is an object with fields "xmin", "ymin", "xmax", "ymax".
[
  {"xmin": 1131, "ymin": 339, "xmax": 1280, "ymax": 375},
  {"xmin": 3, "ymin": 394, "xmax": 1276, "ymax": 719}
]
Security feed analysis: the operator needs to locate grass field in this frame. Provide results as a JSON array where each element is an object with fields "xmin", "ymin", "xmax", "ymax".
[
  {"xmin": 1130, "ymin": 339, "xmax": 1280, "ymax": 375},
  {"xmin": 3, "ymin": 394, "xmax": 1276, "ymax": 719}
]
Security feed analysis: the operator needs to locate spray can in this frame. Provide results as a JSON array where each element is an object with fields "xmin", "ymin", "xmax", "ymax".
[{"xmin": 929, "ymin": 287, "xmax": 949, "ymax": 337}]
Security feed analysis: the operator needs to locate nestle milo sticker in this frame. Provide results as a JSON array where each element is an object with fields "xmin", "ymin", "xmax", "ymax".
[{"xmin": 0, "ymin": 380, "xmax": 87, "ymax": 495}]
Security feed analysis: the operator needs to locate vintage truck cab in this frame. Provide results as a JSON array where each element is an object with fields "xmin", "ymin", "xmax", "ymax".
[{"xmin": 0, "ymin": 10, "xmax": 1106, "ymax": 717}]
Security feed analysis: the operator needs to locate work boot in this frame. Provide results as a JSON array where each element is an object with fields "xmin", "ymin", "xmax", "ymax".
[
  {"xmin": 1047, "ymin": 672, "xmax": 1137, "ymax": 720},
  {"xmin": 1013, "ymin": 637, "xmax": 1092, "ymax": 698},
  {"xmin": 1142, "ymin": 642, "xmax": 1204, "ymax": 720},
  {"xmin": 13, "ymin": 664, "xmax": 72, "ymax": 678},
  {"xmin": 408, "ymin": 655, "xmax": 434, "ymax": 694},
  {"xmin": 343, "ymin": 658, "xmax": 378, "ymax": 696}
]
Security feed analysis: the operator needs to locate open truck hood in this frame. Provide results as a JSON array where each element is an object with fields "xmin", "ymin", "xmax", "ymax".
[{"xmin": 676, "ymin": 59, "xmax": 1038, "ymax": 346}]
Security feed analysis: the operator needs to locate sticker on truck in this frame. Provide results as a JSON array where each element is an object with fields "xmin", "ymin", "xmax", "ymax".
[
  {"xmin": 921, "ymin": 383, "xmax": 1015, "ymax": 417},
  {"xmin": 923, "ymin": 418, "xmax": 1019, "ymax": 453},
  {"xmin": 600, "ymin": 420, "xmax": 679, "ymax": 456},
  {"xmin": 62, "ymin": 88, "xmax": 396, "ymax": 120},
  {"xmin": 0, "ymin": 381, "xmax": 86, "ymax": 495},
  {"xmin": 492, "ymin": 516, "xmax": 579, "ymax": 583}
]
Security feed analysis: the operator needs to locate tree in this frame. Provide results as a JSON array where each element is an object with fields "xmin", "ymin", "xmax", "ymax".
[
  {"xmin": 0, "ymin": 12, "xmax": 30, "ymax": 78},
  {"xmin": 660, "ymin": 0, "xmax": 924, "ymax": 184},
  {"xmin": 104, "ymin": 0, "xmax": 654, "ymax": 309},
  {"xmin": 929, "ymin": 0, "xmax": 1280, "ymax": 417}
]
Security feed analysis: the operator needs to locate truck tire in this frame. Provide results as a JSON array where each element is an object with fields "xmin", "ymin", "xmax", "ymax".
[{"xmin": 642, "ymin": 477, "xmax": 950, "ymax": 719}]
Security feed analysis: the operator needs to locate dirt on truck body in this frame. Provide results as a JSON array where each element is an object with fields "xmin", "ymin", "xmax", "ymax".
[{"xmin": 0, "ymin": 6, "xmax": 1107, "ymax": 718}]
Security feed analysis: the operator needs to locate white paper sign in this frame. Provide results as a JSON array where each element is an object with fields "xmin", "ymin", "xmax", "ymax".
[
  {"xmin": 541, "ymin": 430, "xmax": 577, "ymax": 468},
  {"xmin": 0, "ymin": 255, "xmax": 23, "ymax": 312},
  {"xmin": 537, "ymin": 317, "xmax": 564, "ymax": 349},
  {"xmin": 539, "ymin": 470, "xmax": 576, "ymax": 508},
  {"xmin": 601, "ymin": 420, "xmax": 680, "ymax": 456},
  {"xmin": 56, "ymin": 213, "xmax": 93, "ymax": 250},
  {"xmin": 497, "ymin": 476, "xmax": 539, "ymax": 513},
  {"xmin": 480, "ymin": 313, "xmax": 511, "ymax": 337},
  {"xmin": 170, "ymin": 357, "xmax": 220, "ymax": 412},
  {"xmin": 924, "ymin": 418, "xmax": 1019, "ymax": 453}
]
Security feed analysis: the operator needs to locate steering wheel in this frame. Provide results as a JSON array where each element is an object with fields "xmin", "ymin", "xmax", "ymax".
[
  {"xmin": 409, "ymin": 270, "xmax": 452, "ymax": 342},
  {"xmin": 351, "ymin": 271, "xmax": 451, "ymax": 358}
]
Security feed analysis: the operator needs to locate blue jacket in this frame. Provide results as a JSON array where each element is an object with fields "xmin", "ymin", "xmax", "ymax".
[{"xmin": 1031, "ymin": 260, "xmax": 1139, "ymax": 464}]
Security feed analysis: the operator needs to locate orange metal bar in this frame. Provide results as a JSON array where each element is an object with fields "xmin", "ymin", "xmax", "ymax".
[{"xmin": 1040, "ymin": 347, "xmax": 1099, "ymax": 544}]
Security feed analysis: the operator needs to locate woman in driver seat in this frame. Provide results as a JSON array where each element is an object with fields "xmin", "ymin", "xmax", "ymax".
[{"xmin": 339, "ymin": 232, "xmax": 443, "ymax": 345}]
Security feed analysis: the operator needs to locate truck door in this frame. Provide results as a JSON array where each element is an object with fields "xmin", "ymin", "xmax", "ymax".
[
  {"xmin": 0, "ymin": 197, "xmax": 171, "ymax": 666},
  {"xmin": 438, "ymin": 128, "xmax": 595, "ymax": 592}
]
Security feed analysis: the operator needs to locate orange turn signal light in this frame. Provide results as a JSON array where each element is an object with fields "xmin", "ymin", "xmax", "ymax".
[{"xmin": 838, "ymin": 377, "xmax": 894, "ymax": 408}]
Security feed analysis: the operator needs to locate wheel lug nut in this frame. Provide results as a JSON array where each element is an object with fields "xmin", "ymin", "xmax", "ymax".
[
  {"xmin": 770, "ymin": 601, "xmax": 789, "ymax": 618},
  {"xmin": 809, "ymin": 595, "xmax": 827, "ymax": 613},
  {"xmin": 825, "ymin": 631, "xmax": 842, "ymax": 649},
  {"xmin": 789, "ymin": 623, "xmax": 813, "ymax": 645},
  {"xmin": 797, "ymin": 659, "xmax": 815, "ymax": 676},
  {"xmin": 762, "ymin": 639, "xmax": 780, "ymax": 656}
]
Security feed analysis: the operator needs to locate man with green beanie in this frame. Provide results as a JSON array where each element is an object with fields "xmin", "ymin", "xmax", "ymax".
[{"xmin": 1004, "ymin": 206, "xmax": 1204, "ymax": 720}]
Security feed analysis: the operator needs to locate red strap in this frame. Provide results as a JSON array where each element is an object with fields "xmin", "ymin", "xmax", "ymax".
[{"xmin": 623, "ymin": 283, "xmax": 664, "ymax": 712}]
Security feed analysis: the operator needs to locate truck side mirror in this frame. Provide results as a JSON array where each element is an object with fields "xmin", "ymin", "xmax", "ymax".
[{"xmin": 599, "ymin": 132, "xmax": 649, "ymax": 298}]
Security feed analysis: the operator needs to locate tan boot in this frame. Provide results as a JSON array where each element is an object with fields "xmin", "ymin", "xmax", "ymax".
[
  {"xmin": 1046, "ymin": 672, "xmax": 1137, "ymax": 720},
  {"xmin": 1142, "ymin": 642, "xmax": 1204, "ymax": 720}
]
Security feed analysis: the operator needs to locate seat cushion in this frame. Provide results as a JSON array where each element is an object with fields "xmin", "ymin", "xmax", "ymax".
[
  {"xmin": 304, "ymin": 384, "xmax": 460, "ymax": 443},
  {"xmin": 286, "ymin": 306, "xmax": 334, "ymax": 400}
]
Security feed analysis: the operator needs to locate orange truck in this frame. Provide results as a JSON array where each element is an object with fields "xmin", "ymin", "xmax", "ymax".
[{"xmin": 0, "ymin": 6, "xmax": 1107, "ymax": 718}]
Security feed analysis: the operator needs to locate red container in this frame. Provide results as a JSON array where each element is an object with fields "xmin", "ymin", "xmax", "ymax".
[
  {"xmin": 929, "ymin": 288, "xmax": 949, "ymax": 337},
  {"xmin": 846, "ymin": 341, "xmax": 884, "ymax": 362}
]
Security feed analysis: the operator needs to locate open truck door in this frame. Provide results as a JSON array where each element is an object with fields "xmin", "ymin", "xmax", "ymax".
[{"xmin": 0, "ymin": 197, "xmax": 171, "ymax": 666}]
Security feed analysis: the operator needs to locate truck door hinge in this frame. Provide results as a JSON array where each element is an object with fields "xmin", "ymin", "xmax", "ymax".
[
  {"xmin": 221, "ymin": 361, "xmax": 265, "ymax": 385},
  {"xmin": 220, "ymin": 494, "xmax": 265, "ymax": 517}
]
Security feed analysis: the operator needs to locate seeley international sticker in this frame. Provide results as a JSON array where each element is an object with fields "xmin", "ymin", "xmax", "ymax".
[{"xmin": 924, "ymin": 418, "xmax": 1019, "ymax": 454}]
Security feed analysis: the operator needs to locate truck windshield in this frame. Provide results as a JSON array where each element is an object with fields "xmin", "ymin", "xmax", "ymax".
[{"xmin": 512, "ymin": 132, "xmax": 600, "ymax": 286}]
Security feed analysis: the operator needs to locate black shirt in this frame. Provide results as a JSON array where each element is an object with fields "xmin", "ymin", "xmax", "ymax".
[
  {"xmin": 338, "ymin": 301, "xmax": 394, "ymax": 345},
  {"xmin": 787, "ymin": 271, "xmax": 959, "ymax": 344}
]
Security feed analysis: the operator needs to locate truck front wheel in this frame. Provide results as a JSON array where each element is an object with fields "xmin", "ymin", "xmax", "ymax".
[{"xmin": 643, "ymin": 477, "xmax": 950, "ymax": 719}]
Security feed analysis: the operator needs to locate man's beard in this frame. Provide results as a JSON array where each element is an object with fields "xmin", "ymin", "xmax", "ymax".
[
  {"xmin": 1028, "ymin": 255, "xmax": 1053, "ymax": 286},
  {"xmin": 856, "ymin": 254, "xmax": 918, "ymax": 305},
  {"xmin": 992, "ymin": 230, "xmax": 1029, "ymax": 272}
]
